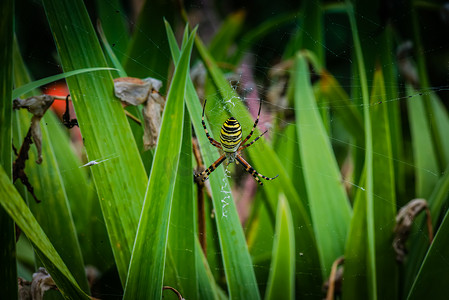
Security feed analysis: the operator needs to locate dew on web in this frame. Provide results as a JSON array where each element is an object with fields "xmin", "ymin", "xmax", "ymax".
[{"xmin": 220, "ymin": 167, "xmax": 232, "ymax": 218}]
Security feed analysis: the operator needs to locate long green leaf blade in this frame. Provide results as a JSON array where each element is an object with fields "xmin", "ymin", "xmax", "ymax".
[
  {"xmin": 12, "ymin": 67, "xmax": 116, "ymax": 99},
  {"xmin": 123, "ymin": 27, "xmax": 195, "ymax": 300},
  {"xmin": 369, "ymin": 68, "xmax": 397, "ymax": 298},
  {"xmin": 294, "ymin": 53, "xmax": 351, "ymax": 275},
  {"xmin": 166, "ymin": 109, "xmax": 198, "ymax": 298},
  {"xmin": 406, "ymin": 85, "xmax": 439, "ymax": 198},
  {"xmin": 407, "ymin": 208, "xmax": 449, "ymax": 300},
  {"xmin": 42, "ymin": 0, "xmax": 148, "ymax": 283},
  {"xmin": 0, "ymin": 166, "xmax": 89, "ymax": 300},
  {"xmin": 264, "ymin": 195, "xmax": 295, "ymax": 300},
  {"xmin": 346, "ymin": 2, "xmax": 376, "ymax": 297}
]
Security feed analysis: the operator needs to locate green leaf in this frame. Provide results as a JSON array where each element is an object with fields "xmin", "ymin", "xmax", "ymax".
[
  {"xmin": 122, "ymin": 27, "xmax": 196, "ymax": 300},
  {"xmin": 406, "ymin": 85, "xmax": 439, "ymax": 198},
  {"xmin": 166, "ymin": 109, "xmax": 198, "ymax": 299},
  {"xmin": 0, "ymin": 166, "xmax": 89, "ymax": 300},
  {"xmin": 294, "ymin": 53, "xmax": 351, "ymax": 275},
  {"xmin": 429, "ymin": 92, "xmax": 449, "ymax": 168},
  {"xmin": 319, "ymin": 70, "xmax": 364, "ymax": 143},
  {"xmin": 0, "ymin": 0, "xmax": 17, "ymax": 297},
  {"xmin": 342, "ymin": 173, "xmax": 368, "ymax": 299},
  {"xmin": 407, "ymin": 208, "xmax": 449, "ymax": 299},
  {"xmin": 166, "ymin": 22, "xmax": 263, "ymax": 299},
  {"xmin": 264, "ymin": 195, "xmax": 295, "ymax": 300},
  {"xmin": 12, "ymin": 67, "xmax": 117, "ymax": 99},
  {"xmin": 369, "ymin": 69, "xmax": 397, "ymax": 299},
  {"xmin": 346, "ymin": 2, "xmax": 376, "ymax": 297},
  {"xmin": 42, "ymin": 0, "xmax": 148, "ymax": 284},
  {"xmin": 46, "ymin": 110, "xmax": 114, "ymax": 271},
  {"xmin": 345, "ymin": 68, "xmax": 398, "ymax": 299}
]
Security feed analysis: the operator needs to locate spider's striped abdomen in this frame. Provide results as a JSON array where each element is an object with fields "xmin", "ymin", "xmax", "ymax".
[{"xmin": 220, "ymin": 117, "xmax": 242, "ymax": 153}]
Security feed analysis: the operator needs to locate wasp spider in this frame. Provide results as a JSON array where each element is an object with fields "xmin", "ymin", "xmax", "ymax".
[{"xmin": 195, "ymin": 99, "xmax": 278, "ymax": 185}]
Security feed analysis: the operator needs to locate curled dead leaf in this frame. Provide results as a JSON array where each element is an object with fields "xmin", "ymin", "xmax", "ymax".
[
  {"xmin": 13, "ymin": 95, "xmax": 54, "ymax": 164},
  {"xmin": 18, "ymin": 268, "xmax": 58, "ymax": 300},
  {"xmin": 113, "ymin": 76, "xmax": 165, "ymax": 150},
  {"xmin": 393, "ymin": 198, "xmax": 433, "ymax": 263}
]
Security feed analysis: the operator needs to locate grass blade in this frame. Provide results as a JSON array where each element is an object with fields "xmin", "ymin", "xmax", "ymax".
[
  {"xmin": 264, "ymin": 195, "xmax": 295, "ymax": 300},
  {"xmin": 407, "ymin": 208, "xmax": 449, "ymax": 299},
  {"xmin": 369, "ymin": 68, "xmax": 397, "ymax": 298},
  {"xmin": 123, "ymin": 28, "xmax": 195, "ymax": 300},
  {"xmin": 294, "ymin": 53, "xmax": 351, "ymax": 275},
  {"xmin": 166, "ymin": 110, "xmax": 198, "ymax": 299},
  {"xmin": 346, "ymin": 2, "xmax": 376, "ymax": 297},
  {"xmin": 0, "ymin": 0, "xmax": 17, "ymax": 297},
  {"xmin": 0, "ymin": 166, "xmax": 89, "ymax": 299},
  {"xmin": 406, "ymin": 85, "xmax": 439, "ymax": 198},
  {"xmin": 42, "ymin": 0, "xmax": 148, "ymax": 283},
  {"xmin": 12, "ymin": 67, "xmax": 117, "ymax": 99}
]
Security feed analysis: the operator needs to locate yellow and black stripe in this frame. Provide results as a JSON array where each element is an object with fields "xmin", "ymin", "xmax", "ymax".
[{"xmin": 220, "ymin": 117, "xmax": 242, "ymax": 153}]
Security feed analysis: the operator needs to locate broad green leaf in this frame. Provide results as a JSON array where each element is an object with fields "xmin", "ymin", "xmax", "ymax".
[
  {"xmin": 123, "ymin": 28, "xmax": 195, "ymax": 300},
  {"xmin": 346, "ymin": 2, "xmax": 376, "ymax": 298},
  {"xmin": 406, "ymin": 85, "xmax": 439, "ymax": 198},
  {"xmin": 410, "ymin": 5, "xmax": 446, "ymax": 170},
  {"xmin": 193, "ymin": 29, "xmax": 322, "ymax": 298},
  {"xmin": 407, "ymin": 208, "xmax": 449, "ymax": 299},
  {"xmin": 12, "ymin": 67, "xmax": 117, "ymax": 99},
  {"xmin": 429, "ymin": 92, "xmax": 449, "ymax": 167},
  {"xmin": 319, "ymin": 70, "xmax": 364, "ymax": 143},
  {"xmin": 294, "ymin": 53, "xmax": 351, "ymax": 275},
  {"xmin": 166, "ymin": 109, "xmax": 198, "ymax": 299},
  {"xmin": 369, "ymin": 69, "xmax": 397, "ymax": 298},
  {"xmin": 47, "ymin": 110, "xmax": 115, "ymax": 272},
  {"xmin": 0, "ymin": 166, "xmax": 89, "ymax": 300},
  {"xmin": 13, "ymin": 40, "xmax": 89, "ymax": 292},
  {"xmin": 342, "ymin": 173, "xmax": 368, "ymax": 299},
  {"xmin": 166, "ymin": 22, "xmax": 262, "ymax": 299},
  {"xmin": 42, "ymin": 0, "xmax": 148, "ymax": 284},
  {"xmin": 0, "ymin": 0, "xmax": 17, "ymax": 297},
  {"xmin": 405, "ymin": 163, "xmax": 449, "ymax": 295},
  {"xmin": 264, "ymin": 195, "xmax": 295, "ymax": 300},
  {"xmin": 273, "ymin": 124, "xmax": 306, "ymax": 200}
]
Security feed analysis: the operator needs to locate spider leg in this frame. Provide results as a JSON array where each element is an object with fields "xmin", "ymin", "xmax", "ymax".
[
  {"xmin": 195, "ymin": 154, "xmax": 226, "ymax": 182},
  {"xmin": 241, "ymin": 100, "xmax": 262, "ymax": 145},
  {"xmin": 235, "ymin": 154, "xmax": 278, "ymax": 185},
  {"xmin": 238, "ymin": 129, "xmax": 268, "ymax": 151},
  {"xmin": 202, "ymin": 99, "xmax": 222, "ymax": 149}
]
